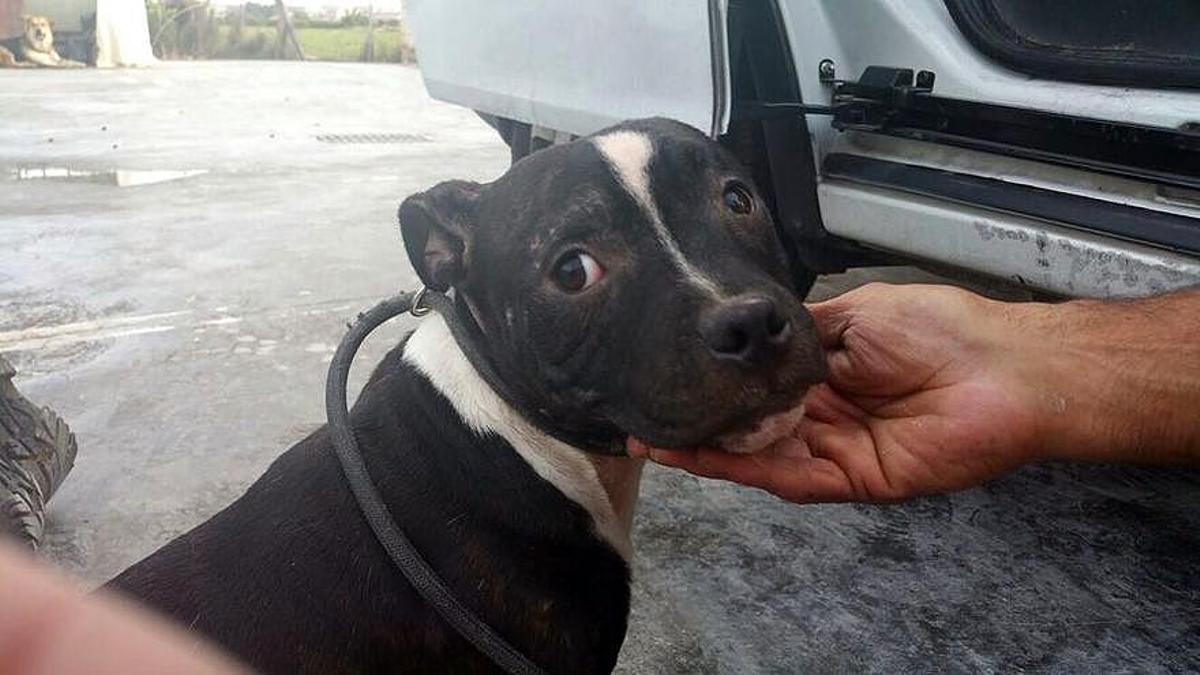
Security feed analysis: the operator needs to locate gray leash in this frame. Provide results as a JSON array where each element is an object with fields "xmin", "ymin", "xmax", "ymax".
[{"xmin": 325, "ymin": 288, "xmax": 547, "ymax": 675}]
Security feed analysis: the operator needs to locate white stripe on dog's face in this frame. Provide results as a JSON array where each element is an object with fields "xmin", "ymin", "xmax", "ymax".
[{"xmin": 593, "ymin": 131, "xmax": 722, "ymax": 298}]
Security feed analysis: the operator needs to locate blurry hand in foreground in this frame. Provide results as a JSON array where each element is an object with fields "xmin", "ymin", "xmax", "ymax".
[{"xmin": 0, "ymin": 541, "xmax": 246, "ymax": 675}]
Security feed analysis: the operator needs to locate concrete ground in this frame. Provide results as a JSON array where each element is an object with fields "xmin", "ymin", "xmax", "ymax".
[{"xmin": 2, "ymin": 62, "xmax": 1197, "ymax": 672}]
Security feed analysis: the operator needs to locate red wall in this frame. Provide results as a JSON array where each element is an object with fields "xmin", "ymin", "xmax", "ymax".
[{"xmin": 0, "ymin": 0, "xmax": 25, "ymax": 39}]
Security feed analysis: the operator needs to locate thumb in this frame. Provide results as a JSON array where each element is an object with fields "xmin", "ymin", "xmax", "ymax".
[
  {"xmin": 805, "ymin": 298, "xmax": 855, "ymax": 350},
  {"xmin": 825, "ymin": 348, "xmax": 865, "ymax": 390}
]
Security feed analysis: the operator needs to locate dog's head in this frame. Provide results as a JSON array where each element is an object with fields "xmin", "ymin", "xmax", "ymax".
[
  {"xmin": 21, "ymin": 15, "xmax": 55, "ymax": 54},
  {"xmin": 399, "ymin": 118, "xmax": 826, "ymax": 453}
]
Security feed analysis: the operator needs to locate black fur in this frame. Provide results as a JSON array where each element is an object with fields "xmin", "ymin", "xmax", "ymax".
[
  {"xmin": 401, "ymin": 118, "xmax": 825, "ymax": 450},
  {"xmin": 108, "ymin": 341, "xmax": 630, "ymax": 674},
  {"xmin": 0, "ymin": 37, "xmax": 28, "ymax": 60},
  {"xmin": 109, "ymin": 118, "xmax": 828, "ymax": 674}
]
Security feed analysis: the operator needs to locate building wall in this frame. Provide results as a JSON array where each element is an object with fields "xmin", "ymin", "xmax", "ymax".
[
  {"xmin": 22, "ymin": 0, "xmax": 94, "ymax": 33},
  {"xmin": 1, "ymin": 0, "xmax": 25, "ymax": 39}
]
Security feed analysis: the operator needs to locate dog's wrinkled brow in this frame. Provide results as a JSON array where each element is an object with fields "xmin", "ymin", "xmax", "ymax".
[
  {"xmin": 549, "ymin": 218, "xmax": 603, "ymax": 243},
  {"xmin": 536, "ymin": 190, "xmax": 611, "ymax": 248},
  {"xmin": 592, "ymin": 130, "xmax": 723, "ymax": 298}
]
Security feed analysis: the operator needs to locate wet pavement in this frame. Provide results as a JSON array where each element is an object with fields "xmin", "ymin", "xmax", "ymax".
[{"xmin": 2, "ymin": 61, "xmax": 1197, "ymax": 672}]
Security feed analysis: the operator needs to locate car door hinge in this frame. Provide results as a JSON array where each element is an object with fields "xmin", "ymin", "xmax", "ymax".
[{"xmin": 732, "ymin": 66, "xmax": 937, "ymax": 130}]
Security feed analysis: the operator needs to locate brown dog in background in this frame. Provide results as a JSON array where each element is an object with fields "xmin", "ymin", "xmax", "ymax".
[{"xmin": 0, "ymin": 15, "xmax": 85, "ymax": 68}]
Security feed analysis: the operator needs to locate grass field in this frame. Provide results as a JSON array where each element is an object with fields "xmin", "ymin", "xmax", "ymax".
[
  {"xmin": 215, "ymin": 25, "xmax": 413, "ymax": 62},
  {"xmin": 296, "ymin": 26, "xmax": 412, "ymax": 62}
]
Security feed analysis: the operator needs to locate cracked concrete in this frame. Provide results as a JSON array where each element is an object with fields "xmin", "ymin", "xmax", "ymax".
[{"xmin": 2, "ymin": 61, "xmax": 1197, "ymax": 672}]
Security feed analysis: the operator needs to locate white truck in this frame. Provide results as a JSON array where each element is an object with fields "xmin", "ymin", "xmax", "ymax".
[{"xmin": 406, "ymin": 0, "xmax": 1200, "ymax": 298}]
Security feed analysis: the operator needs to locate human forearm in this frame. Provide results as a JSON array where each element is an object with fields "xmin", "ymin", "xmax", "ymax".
[{"xmin": 1021, "ymin": 287, "xmax": 1200, "ymax": 465}]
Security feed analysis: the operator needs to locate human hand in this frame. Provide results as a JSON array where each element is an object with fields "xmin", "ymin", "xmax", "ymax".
[
  {"xmin": 629, "ymin": 283, "xmax": 1055, "ymax": 503},
  {"xmin": 0, "ymin": 542, "xmax": 247, "ymax": 675}
]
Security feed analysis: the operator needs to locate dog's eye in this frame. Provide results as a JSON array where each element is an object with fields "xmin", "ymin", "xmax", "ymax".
[
  {"xmin": 722, "ymin": 183, "xmax": 754, "ymax": 215},
  {"xmin": 552, "ymin": 251, "xmax": 604, "ymax": 293}
]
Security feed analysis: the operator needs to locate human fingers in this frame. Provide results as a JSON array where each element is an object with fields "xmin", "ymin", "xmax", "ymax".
[
  {"xmin": 806, "ymin": 282, "xmax": 910, "ymax": 349},
  {"xmin": 806, "ymin": 300, "xmax": 853, "ymax": 350},
  {"xmin": 644, "ymin": 445, "xmax": 856, "ymax": 504},
  {"xmin": 806, "ymin": 291, "xmax": 862, "ymax": 349}
]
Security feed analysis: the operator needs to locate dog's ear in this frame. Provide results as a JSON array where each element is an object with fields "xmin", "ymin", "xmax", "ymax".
[{"xmin": 398, "ymin": 180, "xmax": 483, "ymax": 292}]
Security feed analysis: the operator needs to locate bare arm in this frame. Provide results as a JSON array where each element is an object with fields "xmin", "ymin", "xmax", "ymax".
[
  {"xmin": 630, "ymin": 284, "xmax": 1200, "ymax": 504},
  {"xmin": 1031, "ymin": 287, "xmax": 1200, "ymax": 464}
]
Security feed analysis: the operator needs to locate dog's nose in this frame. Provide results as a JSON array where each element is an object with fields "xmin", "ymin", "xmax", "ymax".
[{"xmin": 700, "ymin": 295, "xmax": 791, "ymax": 363}]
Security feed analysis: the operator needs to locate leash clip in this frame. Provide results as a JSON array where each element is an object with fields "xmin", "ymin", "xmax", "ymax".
[{"xmin": 410, "ymin": 287, "xmax": 433, "ymax": 317}]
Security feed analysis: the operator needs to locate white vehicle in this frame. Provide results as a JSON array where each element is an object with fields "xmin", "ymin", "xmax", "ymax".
[{"xmin": 407, "ymin": 0, "xmax": 1200, "ymax": 298}]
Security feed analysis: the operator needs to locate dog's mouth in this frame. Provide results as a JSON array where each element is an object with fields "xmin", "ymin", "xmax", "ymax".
[
  {"xmin": 625, "ymin": 386, "xmax": 812, "ymax": 455},
  {"xmin": 709, "ymin": 389, "xmax": 810, "ymax": 455}
]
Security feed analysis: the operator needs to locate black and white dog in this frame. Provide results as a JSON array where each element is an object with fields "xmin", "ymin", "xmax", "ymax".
[{"xmin": 108, "ymin": 118, "xmax": 827, "ymax": 673}]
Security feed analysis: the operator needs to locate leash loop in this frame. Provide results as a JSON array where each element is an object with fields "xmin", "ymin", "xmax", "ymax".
[
  {"xmin": 325, "ymin": 289, "xmax": 547, "ymax": 675},
  {"xmin": 410, "ymin": 286, "xmax": 433, "ymax": 317}
]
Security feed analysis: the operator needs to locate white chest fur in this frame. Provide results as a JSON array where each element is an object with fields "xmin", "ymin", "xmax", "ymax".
[{"xmin": 402, "ymin": 316, "xmax": 638, "ymax": 561}]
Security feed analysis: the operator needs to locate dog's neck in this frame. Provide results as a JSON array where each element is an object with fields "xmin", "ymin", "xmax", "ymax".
[{"xmin": 402, "ymin": 315, "xmax": 644, "ymax": 560}]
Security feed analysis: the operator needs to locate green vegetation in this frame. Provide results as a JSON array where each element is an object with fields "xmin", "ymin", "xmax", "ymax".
[
  {"xmin": 214, "ymin": 25, "xmax": 413, "ymax": 62},
  {"xmin": 146, "ymin": 1, "xmax": 414, "ymax": 63},
  {"xmin": 296, "ymin": 27, "xmax": 413, "ymax": 63}
]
